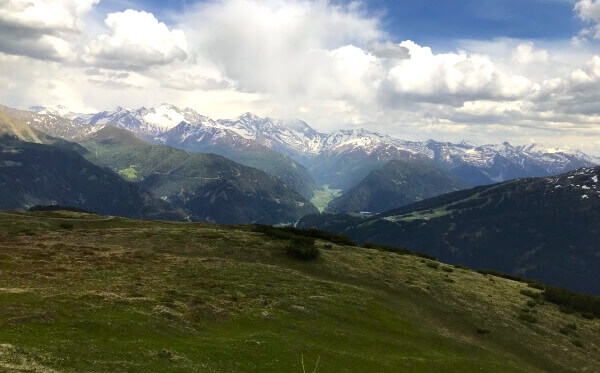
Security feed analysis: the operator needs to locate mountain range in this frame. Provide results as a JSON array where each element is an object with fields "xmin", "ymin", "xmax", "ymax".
[
  {"xmin": 6, "ymin": 103, "xmax": 599, "ymax": 216},
  {"xmin": 298, "ymin": 166, "xmax": 600, "ymax": 294},
  {"xmin": 0, "ymin": 109, "xmax": 317, "ymax": 224},
  {"xmin": 25, "ymin": 104, "xmax": 598, "ymax": 190}
]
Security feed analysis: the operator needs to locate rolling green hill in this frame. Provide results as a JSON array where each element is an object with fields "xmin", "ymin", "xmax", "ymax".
[
  {"xmin": 299, "ymin": 167, "xmax": 600, "ymax": 295},
  {"xmin": 0, "ymin": 210, "xmax": 598, "ymax": 372},
  {"xmin": 326, "ymin": 160, "xmax": 467, "ymax": 213},
  {"xmin": 80, "ymin": 126, "xmax": 318, "ymax": 225}
]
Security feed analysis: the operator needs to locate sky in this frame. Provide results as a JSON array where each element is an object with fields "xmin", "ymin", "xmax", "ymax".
[{"xmin": 1, "ymin": 0, "xmax": 600, "ymax": 153}]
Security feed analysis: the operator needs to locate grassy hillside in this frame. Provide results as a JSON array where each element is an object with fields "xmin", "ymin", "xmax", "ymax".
[
  {"xmin": 0, "ymin": 211, "xmax": 598, "ymax": 372},
  {"xmin": 326, "ymin": 160, "xmax": 467, "ymax": 213}
]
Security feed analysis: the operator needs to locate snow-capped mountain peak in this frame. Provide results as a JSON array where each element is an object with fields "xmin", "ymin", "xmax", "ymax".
[
  {"xmin": 142, "ymin": 104, "xmax": 187, "ymax": 131},
  {"xmin": 29, "ymin": 105, "xmax": 84, "ymax": 120},
  {"xmin": 23, "ymin": 103, "xmax": 600, "ymax": 187}
]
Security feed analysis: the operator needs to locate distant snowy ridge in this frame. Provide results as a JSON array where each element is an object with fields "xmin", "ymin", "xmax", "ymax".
[{"xmin": 28, "ymin": 104, "xmax": 600, "ymax": 183}]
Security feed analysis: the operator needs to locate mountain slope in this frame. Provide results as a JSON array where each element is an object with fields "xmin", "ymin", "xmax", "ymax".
[
  {"xmin": 326, "ymin": 160, "xmax": 467, "ymax": 213},
  {"xmin": 0, "ymin": 129, "xmax": 185, "ymax": 221},
  {"xmin": 0, "ymin": 109, "xmax": 44, "ymax": 143},
  {"xmin": 0, "ymin": 210, "xmax": 599, "ymax": 372},
  {"xmin": 299, "ymin": 167, "xmax": 600, "ymax": 294},
  {"xmin": 80, "ymin": 126, "xmax": 318, "ymax": 224},
  {"xmin": 162, "ymin": 120, "xmax": 317, "ymax": 198},
  {"xmin": 3, "ymin": 105, "xmax": 99, "ymax": 141}
]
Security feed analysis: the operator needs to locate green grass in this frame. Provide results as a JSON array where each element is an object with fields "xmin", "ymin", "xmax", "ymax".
[
  {"xmin": 0, "ymin": 210, "xmax": 598, "ymax": 372},
  {"xmin": 311, "ymin": 185, "xmax": 342, "ymax": 212},
  {"xmin": 117, "ymin": 165, "xmax": 139, "ymax": 181}
]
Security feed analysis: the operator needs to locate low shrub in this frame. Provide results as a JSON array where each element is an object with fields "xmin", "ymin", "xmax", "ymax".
[
  {"xmin": 157, "ymin": 349, "xmax": 173, "ymax": 360},
  {"xmin": 527, "ymin": 282, "xmax": 545, "ymax": 290},
  {"xmin": 526, "ymin": 300, "xmax": 537, "ymax": 308},
  {"xmin": 59, "ymin": 223, "xmax": 74, "ymax": 230},
  {"xmin": 560, "ymin": 324, "xmax": 577, "ymax": 335},
  {"xmin": 476, "ymin": 269, "xmax": 544, "ymax": 288},
  {"xmin": 543, "ymin": 286, "xmax": 600, "ymax": 318},
  {"xmin": 518, "ymin": 313, "xmax": 538, "ymax": 323},
  {"xmin": 441, "ymin": 266, "xmax": 454, "ymax": 273},
  {"xmin": 252, "ymin": 225, "xmax": 355, "ymax": 246},
  {"xmin": 453, "ymin": 264, "xmax": 470, "ymax": 270},
  {"xmin": 476, "ymin": 328, "xmax": 491, "ymax": 335},
  {"xmin": 286, "ymin": 236, "xmax": 319, "ymax": 261},
  {"xmin": 520, "ymin": 289, "xmax": 541, "ymax": 299},
  {"xmin": 581, "ymin": 312, "xmax": 595, "ymax": 320},
  {"xmin": 572, "ymin": 340, "xmax": 583, "ymax": 348},
  {"xmin": 559, "ymin": 305, "xmax": 576, "ymax": 315},
  {"xmin": 426, "ymin": 262, "xmax": 440, "ymax": 269}
]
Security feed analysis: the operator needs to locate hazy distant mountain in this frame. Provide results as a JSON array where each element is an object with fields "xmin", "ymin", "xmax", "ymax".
[
  {"xmin": 326, "ymin": 160, "xmax": 467, "ymax": 213},
  {"xmin": 21, "ymin": 104, "xmax": 317, "ymax": 198},
  {"xmin": 299, "ymin": 167, "xmax": 600, "ymax": 294},
  {"xmin": 81, "ymin": 126, "xmax": 318, "ymax": 225},
  {"xmin": 26, "ymin": 104, "xmax": 599, "ymax": 192}
]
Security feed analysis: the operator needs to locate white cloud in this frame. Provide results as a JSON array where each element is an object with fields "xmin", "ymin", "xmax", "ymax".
[
  {"xmin": 387, "ymin": 41, "xmax": 534, "ymax": 101},
  {"xmin": 575, "ymin": 0, "xmax": 600, "ymax": 38},
  {"xmin": 512, "ymin": 42, "xmax": 549, "ymax": 64},
  {"xmin": 179, "ymin": 0, "xmax": 382, "ymax": 97},
  {"xmin": 85, "ymin": 9, "xmax": 188, "ymax": 70},
  {"xmin": 0, "ymin": 0, "xmax": 98, "ymax": 60},
  {"xmin": 2, "ymin": 0, "xmax": 600, "ymax": 153}
]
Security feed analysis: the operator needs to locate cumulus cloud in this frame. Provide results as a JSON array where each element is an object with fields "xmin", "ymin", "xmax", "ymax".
[
  {"xmin": 512, "ymin": 42, "xmax": 549, "ymax": 64},
  {"xmin": 387, "ymin": 41, "xmax": 535, "ymax": 103},
  {"xmin": 575, "ymin": 0, "xmax": 600, "ymax": 38},
  {"xmin": 0, "ymin": 0, "xmax": 98, "ymax": 60},
  {"xmin": 179, "ymin": 0, "xmax": 382, "ymax": 96},
  {"xmin": 84, "ymin": 9, "xmax": 188, "ymax": 70}
]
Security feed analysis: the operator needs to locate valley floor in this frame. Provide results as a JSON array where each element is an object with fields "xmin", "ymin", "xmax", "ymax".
[{"xmin": 0, "ymin": 211, "xmax": 598, "ymax": 372}]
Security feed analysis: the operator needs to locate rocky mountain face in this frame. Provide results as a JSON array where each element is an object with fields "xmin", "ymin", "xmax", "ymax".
[{"xmin": 298, "ymin": 166, "xmax": 600, "ymax": 294}]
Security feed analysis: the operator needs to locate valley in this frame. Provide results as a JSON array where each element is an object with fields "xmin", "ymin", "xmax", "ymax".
[{"xmin": 299, "ymin": 167, "xmax": 600, "ymax": 294}]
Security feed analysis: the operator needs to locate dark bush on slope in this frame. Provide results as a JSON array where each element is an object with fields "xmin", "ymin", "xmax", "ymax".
[
  {"xmin": 286, "ymin": 236, "xmax": 319, "ymax": 260},
  {"xmin": 252, "ymin": 225, "xmax": 355, "ymax": 246}
]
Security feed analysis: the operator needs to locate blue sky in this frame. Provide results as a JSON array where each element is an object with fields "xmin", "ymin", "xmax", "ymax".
[
  {"xmin": 371, "ymin": 0, "xmax": 581, "ymax": 44},
  {"xmin": 99, "ymin": 0, "xmax": 584, "ymax": 47}
]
